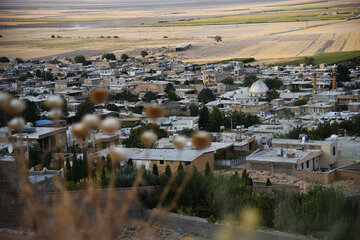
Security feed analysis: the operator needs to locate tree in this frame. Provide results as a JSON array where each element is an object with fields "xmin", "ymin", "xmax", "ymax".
[
  {"xmin": 28, "ymin": 145, "xmax": 43, "ymax": 168},
  {"xmin": 165, "ymin": 165, "xmax": 172, "ymax": 178},
  {"xmin": 141, "ymin": 51, "xmax": 148, "ymax": 57},
  {"xmin": 198, "ymin": 88, "xmax": 216, "ymax": 104},
  {"xmin": 101, "ymin": 53, "xmax": 116, "ymax": 60},
  {"xmin": 121, "ymin": 54, "xmax": 129, "ymax": 62},
  {"xmin": 264, "ymin": 77, "xmax": 282, "ymax": 90},
  {"xmin": 109, "ymin": 90, "xmax": 138, "ymax": 102},
  {"xmin": 199, "ymin": 106, "xmax": 209, "ymax": 130},
  {"xmin": 294, "ymin": 98, "xmax": 308, "ymax": 106},
  {"xmin": 75, "ymin": 99, "xmax": 95, "ymax": 121},
  {"xmin": 205, "ymin": 162, "xmax": 212, "ymax": 176},
  {"xmin": 123, "ymin": 123, "xmax": 168, "ymax": 148},
  {"xmin": 214, "ymin": 36, "xmax": 222, "ymax": 42},
  {"xmin": 65, "ymin": 157, "xmax": 72, "ymax": 182},
  {"xmin": 143, "ymin": 91, "xmax": 157, "ymax": 102},
  {"xmin": 105, "ymin": 103, "xmax": 118, "ymax": 111},
  {"xmin": 0, "ymin": 56, "xmax": 10, "ymax": 63},
  {"xmin": 22, "ymin": 100, "xmax": 40, "ymax": 123},
  {"xmin": 266, "ymin": 178, "xmax": 272, "ymax": 186},
  {"xmin": 15, "ymin": 58, "xmax": 24, "ymax": 63},
  {"xmin": 167, "ymin": 91, "xmax": 180, "ymax": 101},
  {"xmin": 304, "ymin": 57, "xmax": 314, "ymax": 65},
  {"xmin": 208, "ymin": 107, "xmax": 223, "ymax": 132},
  {"xmin": 221, "ymin": 77, "xmax": 234, "ymax": 85},
  {"xmin": 266, "ymin": 89, "xmax": 280, "ymax": 102},
  {"xmin": 336, "ymin": 65, "xmax": 350, "ymax": 84},
  {"xmin": 165, "ymin": 83, "xmax": 176, "ymax": 95},
  {"xmin": 189, "ymin": 104, "xmax": 199, "ymax": 116},
  {"xmin": 179, "ymin": 128, "xmax": 195, "ymax": 137},
  {"xmin": 61, "ymin": 95, "xmax": 69, "ymax": 120},
  {"xmin": 152, "ymin": 164, "xmax": 159, "ymax": 176},
  {"xmin": 40, "ymin": 71, "xmax": 55, "ymax": 81},
  {"xmin": 74, "ymin": 55, "xmax": 86, "ymax": 64},
  {"xmin": 243, "ymin": 74, "xmax": 257, "ymax": 87}
]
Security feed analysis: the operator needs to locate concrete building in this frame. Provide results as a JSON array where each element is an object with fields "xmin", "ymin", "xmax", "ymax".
[{"xmin": 99, "ymin": 147, "xmax": 214, "ymax": 174}]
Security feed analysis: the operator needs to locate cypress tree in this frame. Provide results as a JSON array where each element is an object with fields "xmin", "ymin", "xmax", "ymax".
[
  {"xmin": 65, "ymin": 157, "xmax": 72, "ymax": 182},
  {"xmin": 205, "ymin": 162, "xmax": 212, "ymax": 176},
  {"xmin": 152, "ymin": 164, "xmax": 159, "ymax": 176},
  {"xmin": 165, "ymin": 165, "xmax": 172, "ymax": 178}
]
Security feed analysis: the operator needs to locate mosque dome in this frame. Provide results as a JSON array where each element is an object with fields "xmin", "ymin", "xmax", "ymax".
[{"xmin": 249, "ymin": 80, "xmax": 268, "ymax": 97}]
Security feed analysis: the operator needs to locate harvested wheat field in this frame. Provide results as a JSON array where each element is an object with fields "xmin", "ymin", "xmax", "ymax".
[{"xmin": 0, "ymin": 0, "xmax": 359, "ymax": 63}]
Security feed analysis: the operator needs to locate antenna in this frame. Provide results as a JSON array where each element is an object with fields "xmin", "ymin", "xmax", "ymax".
[
  {"xmin": 312, "ymin": 66, "xmax": 316, "ymax": 93},
  {"xmin": 333, "ymin": 65, "xmax": 336, "ymax": 90}
]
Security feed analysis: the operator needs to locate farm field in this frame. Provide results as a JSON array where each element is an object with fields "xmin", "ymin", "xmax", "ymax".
[
  {"xmin": 0, "ymin": 0, "xmax": 359, "ymax": 63},
  {"xmin": 277, "ymin": 51, "xmax": 360, "ymax": 65}
]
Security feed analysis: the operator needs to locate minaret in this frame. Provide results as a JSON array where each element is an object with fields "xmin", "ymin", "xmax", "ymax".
[
  {"xmin": 333, "ymin": 65, "xmax": 337, "ymax": 90},
  {"xmin": 312, "ymin": 66, "xmax": 316, "ymax": 93}
]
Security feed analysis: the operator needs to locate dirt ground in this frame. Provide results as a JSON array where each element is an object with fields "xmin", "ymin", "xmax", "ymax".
[
  {"xmin": 219, "ymin": 169, "xmax": 360, "ymax": 196},
  {"xmin": 0, "ymin": 224, "xmax": 206, "ymax": 240}
]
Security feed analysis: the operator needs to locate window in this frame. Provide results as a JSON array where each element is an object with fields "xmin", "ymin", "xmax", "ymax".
[
  {"xmin": 159, "ymin": 160, "xmax": 164, "ymax": 165},
  {"xmin": 332, "ymin": 146, "xmax": 336, "ymax": 156},
  {"xmin": 301, "ymin": 163, "xmax": 304, "ymax": 169},
  {"xmin": 185, "ymin": 162, "xmax": 191, "ymax": 166},
  {"xmin": 306, "ymin": 160, "xmax": 309, "ymax": 169}
]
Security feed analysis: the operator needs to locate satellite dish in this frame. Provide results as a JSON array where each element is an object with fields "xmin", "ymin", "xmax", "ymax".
[{"xmin": 8, "ymin": 145, "xmax": 13, "ymax": 153}]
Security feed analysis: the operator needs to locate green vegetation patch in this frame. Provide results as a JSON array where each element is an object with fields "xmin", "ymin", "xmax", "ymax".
[
  {"xmin": 253, "ymin": 5, "xmax": 337, "ymax": 13},
  {"xmin": 212, "ymin": 58, "xmax": 255, "ymax": 64},
  {"xmin": 141, "ymin": 11, "xmax": 355, "ymax": 27},
  {"xmin": 278, "ymin": 51, "xmax": 360, "ymax": 66}
]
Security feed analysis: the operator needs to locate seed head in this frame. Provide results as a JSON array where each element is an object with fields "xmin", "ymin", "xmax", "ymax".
[
  {"xmin": 140, "ymin": 131, "xmax": 157, "ymax": 148},
  {"xmin": 172, "ymin": 135, "xmax": 187, "ymax": 149},
  {"xmin": 6, "ymin": 98, "xmax": 25, "ymax": 116},
  {"xmin": 191, "ymin": 131, "xmax": 211, "ymax": 150},
  {"xmin": 82, "ymin": 114, "xmax": 100, "ymax": 129},
  {"xmin": 45, "ymin": 95, "xmax": 64, "ymax": 109},
  {"xmin": 146, "ymin": 104, "xmax": 164, "ymax": 120},
  {"xmin": 7, "ymin": 117, "xmax": 25, "ymax": 132},
  {"xmin": 90, "ymin": 88, "xmax": 109, "ymax": 104},
  {"xmin": 109, "ymin": 146, "xmax": 128, "ymax": 164},
  {"xmin": 71, "ymin": 122, "xmax": 90, "ymax": 139},
  {"xmin": 100, "ymin": 117, "xmax": 120, "ymax": 133}
]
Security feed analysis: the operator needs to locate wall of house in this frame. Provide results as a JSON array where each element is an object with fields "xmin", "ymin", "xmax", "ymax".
[
  {"xmin": 336, "ymin": 170, "xmax": 360, "ymax": 182},
  {"xmin": 320, "ymin": 141, "xmax": 337, "ymax": 169},
  {"xmin": 248, "ymin": 161, "xmax": 295, "ymax": 175},
  {"xmin": 294, "ymin": 169, "xmax": 336, "ymax": 184},
  {"xmin": 145, "ymin": 152, "xmax": 214, "ymax": 174}
]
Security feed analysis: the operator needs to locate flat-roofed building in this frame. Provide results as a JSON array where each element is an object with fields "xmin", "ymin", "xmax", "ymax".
[{"xmin": 99, "ymin": 147, "xmax": 214, "ymax": 174}]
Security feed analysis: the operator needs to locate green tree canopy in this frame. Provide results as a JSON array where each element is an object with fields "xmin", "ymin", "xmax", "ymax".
[
  {"xmin": 336, "ymin": 65, "xmax": 351, "ymax": 84},
  {"xmin": 264, "ymin": 77, "xmax": 282, "ymax": 90},
  {"xmin": 198, "ymin": 88, "xmax": 216, "ymax": 104},
  {"xmin": 189, "ymin": 104, "xmax": 199, "ymax": 116},
  {"xmin": 74, "ymin": 55, "xmax": 86, "ymax": 64},
  {"xmin": 221, "ymin": 77, "xmax": 234, "ymax": 85},
  {"xmin": 143, "ymin": 91, "xmax": 157, "ymax": 102},
  {"xmin": 208, "ymin": 107, "xmax": 223, "ymax": 132},
  {"xmin": 0, "ymin": 56, "xmax": 10, "ymax": 63},
  {"xmin": 123, "ymin": 123, "xmax": 168, "ymax": 148},
  {"xmin": 121, "ymin": 54, "xmax": 129, "ymax": 61},
  {"xmin": 101, "ymin": 53, "xmax": 116, "ymax": 60},
  {"xmin": 167, "ymin": 91, "xmax": 180, "ymax": 101},
  {"xmin": 199, "ymin": 106, "xmax": 209, "ymax": 130},
  {"xmin": 243, "ymin": 74, "xmax": 257, "ymax": 87},
  {"xmin": 141, "ymin": 51, "xmax": 148, "ymax": 57},
  {"xmin": 165, "ymin": 83, "xmax": 176, "ymax": 95},
  {"xmin": 109, "ymin": 90, "xmax": 139, "ymax": 102},
  {"xmin": 22, "ymin": 100, "xmax": 40, "ymax": 123},
  {"xmin": 75, "ymin": 99, "xmax": 95, "ymax": 121},
  {"xmin": 266, "ymin": 89, "xmax": 280, "ymax": 102}
]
